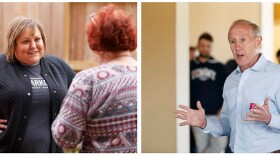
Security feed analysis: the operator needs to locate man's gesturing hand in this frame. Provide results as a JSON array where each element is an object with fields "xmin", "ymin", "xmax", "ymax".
[
  {"xmin": 175, "ymin": 101, "xmax": 207, "ymax": 129},
  {"xmin": 244, "ymin": 97, "xmax": 272, "ymax": 125}
]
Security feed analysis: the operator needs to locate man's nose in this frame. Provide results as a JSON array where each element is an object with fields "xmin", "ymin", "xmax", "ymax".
[{"xmin": 235, "ymin": 42, "xmax": 242, "ymax": 50}]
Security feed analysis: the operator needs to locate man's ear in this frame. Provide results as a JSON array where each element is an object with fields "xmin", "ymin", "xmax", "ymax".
[{"xmin": 256, "ymin": 36, "xmax": 262, "ymax": 48}]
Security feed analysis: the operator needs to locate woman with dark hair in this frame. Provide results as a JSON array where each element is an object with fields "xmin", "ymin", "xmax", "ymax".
[
  {"xmin": 52, "ymin": 4, "xmax": 137, "ymax": 153},
  {"xmin": 0, "ymin": 17, "xmax": 75, "ymax": 152}
]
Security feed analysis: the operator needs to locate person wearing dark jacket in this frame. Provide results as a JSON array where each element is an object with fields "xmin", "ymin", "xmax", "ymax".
[
  {"xmin": 189, "ymin": 33, "xmax": 228, "ymax": 153},
  {"xmin": 0, "ymin": 17, "xmax": 75, "ymax": 152}
]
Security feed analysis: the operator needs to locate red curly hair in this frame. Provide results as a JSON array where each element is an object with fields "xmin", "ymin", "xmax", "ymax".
[{"xmin": 86, "ymin": 4, "xmax": 137, "ymax": 52}]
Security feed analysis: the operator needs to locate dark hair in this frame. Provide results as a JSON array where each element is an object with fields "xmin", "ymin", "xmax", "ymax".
[
  {"xmin": 277, "ymin": 49, "xmax": 280, "ymax": 57},
  {"xmin": 189, "ymin": 46, "xmax": 196, "ymax": 52},
  {"xmin": 198, "ymin": 32, "xmax": 213, "ymax": 42},
  {"xmin": 87, "ymin": 4, "xmax": 137, "ymax": 52}
]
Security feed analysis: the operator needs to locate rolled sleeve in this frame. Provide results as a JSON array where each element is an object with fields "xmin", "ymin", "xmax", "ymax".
[
  {"xmin": 202, "ymin": 115, "xmax": 230, "ymax": 137},
  {"xmin": 202, "ymin": 117, "xmax": 215, "ymax": 134},
  {"xmin": 268, "ymin": 114, "xmax": 280, "ymax": 130}
]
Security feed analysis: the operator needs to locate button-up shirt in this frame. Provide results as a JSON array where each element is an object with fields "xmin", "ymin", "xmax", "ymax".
[{"xmin": 203, "ymin": 54, "xmax": 280, "ymax": 153}]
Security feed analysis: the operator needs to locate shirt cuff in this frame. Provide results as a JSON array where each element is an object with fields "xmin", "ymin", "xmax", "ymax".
[
  {"xmin": 268, "ymin": 113, "xmax": 280, "ymax": 130},
  {"xmin": 202, "ymin": 117, "xmax": 213, "ymax": 133}
]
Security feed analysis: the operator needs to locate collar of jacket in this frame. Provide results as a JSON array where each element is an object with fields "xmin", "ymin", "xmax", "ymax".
[{"xmin": 12, "ymin": 56, "xmax": 50, "ymax": 75}]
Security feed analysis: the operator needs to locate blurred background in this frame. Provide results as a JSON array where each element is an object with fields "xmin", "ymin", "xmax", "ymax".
[
  {"xmin": 142, "ymin": 2, "xmax": 280, "ymax": 153},
  {"xmin": 0, "ymin": 2, "xmax": 137, "ymax": 72}
]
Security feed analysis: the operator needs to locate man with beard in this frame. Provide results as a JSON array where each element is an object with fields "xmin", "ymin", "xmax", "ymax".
[{"xmin": 190, "ymin": 32, "xmax": 228, "ymax": 153}]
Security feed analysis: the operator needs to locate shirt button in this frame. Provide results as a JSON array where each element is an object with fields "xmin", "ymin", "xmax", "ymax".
[
  {"xmin": 24, "ymin": 74, "xmax": 27, "ymax": 77},
  {"xmin": 24, "ymin": 116, "xmax": 28, "ymax": 119},
  {"xmin": 54, "ymin": 91, "xmax": 57, "ymax": 94},
  {"xmin": 54, "ymin": 113, "xmax": 57, "ymax": 116},
  {"xmin": 18, "ymin": 137, "xmax": 22, "ymax": 141},
  {"xmin": 27, "ymin": 93, "xmax": 31, "ymax": 96}
]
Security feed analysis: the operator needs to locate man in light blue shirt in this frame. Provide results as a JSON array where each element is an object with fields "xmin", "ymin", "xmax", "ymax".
[{"xmin": 175, "ymin": 19, "xmax": 280, "ymax": 153}]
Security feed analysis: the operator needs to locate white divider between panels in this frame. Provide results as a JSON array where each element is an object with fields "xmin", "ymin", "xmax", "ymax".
[{"xmin": 176, "ymin": 2, "xmax": 190, "ymax": 153}]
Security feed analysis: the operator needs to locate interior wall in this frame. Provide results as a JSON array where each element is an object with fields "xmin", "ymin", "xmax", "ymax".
[
  {"xmin": 142, "ymin": 2, "xmax": 177, "ymax": 153},
  {"xmin": 189, "ymin": 2, "xmax": 261, "ymax": 63}
]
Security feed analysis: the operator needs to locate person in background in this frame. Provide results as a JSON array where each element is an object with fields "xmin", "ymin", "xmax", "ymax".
[
  {"xmin": 189, "ymin": 32, "xmax": 228, "ymax": 153},
  {"xmin": 276, "ymin": 49, "xmax": 280, "ymax": 64},
  {"xmin": 176, "ymin": 19, "xmax": 280, "ymax": 153},
  {"xmin": 225, "ymin": 58, "xmax": 238, "ymax": 75},
  {"xmin": 51, "ymin": 4, "xmax": 137, "ymax": 153},
  {"xmin": 190, "ymin": 33, "xmax": 227, "ymax": 153},
  {"xmin": 189, "ymin": 46, "xmax": 197, "ymax": 61},
  {"xmin": 0, "ymin": 17, "xmax": 75, "ymax": 152}
]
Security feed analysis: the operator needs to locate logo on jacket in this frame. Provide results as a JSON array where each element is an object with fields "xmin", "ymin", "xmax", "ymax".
[
  {"xmin": 191, "ymin": 67, "xmax": 216, "ymax": 81},
  {"xmin": 30, "ymin": 78, "xmax": 48, "ymax": 89}
]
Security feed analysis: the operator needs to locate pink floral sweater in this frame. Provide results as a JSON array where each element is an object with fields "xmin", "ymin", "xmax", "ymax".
[{"xmin": 51, "ymin": 63, "xmax": 137, "ymax": 153}]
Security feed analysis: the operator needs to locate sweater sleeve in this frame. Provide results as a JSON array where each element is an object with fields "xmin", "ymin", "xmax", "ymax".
[{"xmin": 51, "ymin": 71, "xmax": 92, "ymax": 149}]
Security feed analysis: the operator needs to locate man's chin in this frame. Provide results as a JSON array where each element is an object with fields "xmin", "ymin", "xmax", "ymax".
[{"xmin": 199, "ymin": 55, "xmax": 210, "ymax": 59}]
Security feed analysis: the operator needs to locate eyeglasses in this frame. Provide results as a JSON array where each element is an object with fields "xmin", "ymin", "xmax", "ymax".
[{"xmin": 89, "ymin": 13, "xmax": 97, "ymax": 26}]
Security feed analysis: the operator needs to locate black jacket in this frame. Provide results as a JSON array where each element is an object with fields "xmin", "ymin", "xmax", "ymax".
[
  {"xmin": 190, "ymin": 57, "xmax": 227, "ymax": 115},
  {"xmin": 0, "ymin": 54, "xmax": 75, "ymax": 152}
]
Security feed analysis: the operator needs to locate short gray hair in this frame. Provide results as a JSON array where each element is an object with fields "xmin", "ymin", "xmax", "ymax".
[{"xmin": 229, "ymin": 19, "xmax": 261, "ymax": 38}]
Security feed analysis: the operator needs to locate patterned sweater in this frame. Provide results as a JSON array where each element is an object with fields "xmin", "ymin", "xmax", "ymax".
[{"xmin": 51, "ymin": 63, "xmax": 137, "ymax": 153}]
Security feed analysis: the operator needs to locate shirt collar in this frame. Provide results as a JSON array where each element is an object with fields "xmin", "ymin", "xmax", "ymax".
[{"xmin": 235, "ymin": 53, "xmax": 266, "ymax": 74}]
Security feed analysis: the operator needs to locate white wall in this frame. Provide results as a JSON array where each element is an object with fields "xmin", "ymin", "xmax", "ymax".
[
  {"xmin": 261, "ymin": 2, "xmax": 274, "ymax": 61},
  {"xmin": 176, "ymin": 2, "xmax": 189, "ymax": 153}
]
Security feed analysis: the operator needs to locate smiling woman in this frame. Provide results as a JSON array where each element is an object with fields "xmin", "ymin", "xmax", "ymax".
[
  {"xmin": 14, "ymin": 27, "xmax": 44, "ymax": 65},
  {"xmin": 0, "ymin": 17, "xmax": 76, "ymax": 153},
  {"xmin": 6, "ymin": 17, "xmax": 46, "ymax": 64}
]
